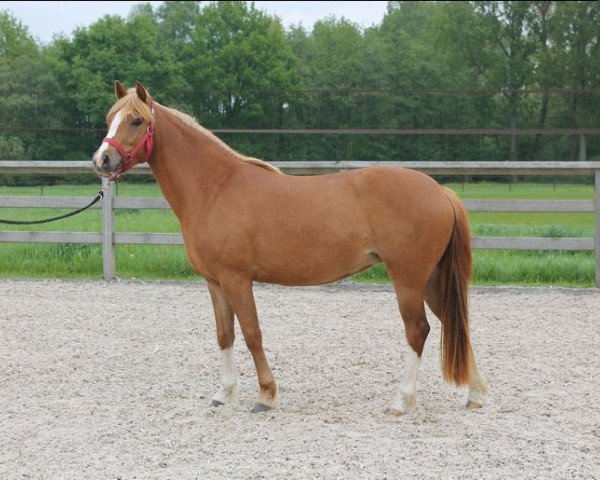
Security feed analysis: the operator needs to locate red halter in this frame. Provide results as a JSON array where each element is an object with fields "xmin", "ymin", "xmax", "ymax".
[{"xmin": 103, "ymin": 100, "xmax": 155, "ymax": 180}]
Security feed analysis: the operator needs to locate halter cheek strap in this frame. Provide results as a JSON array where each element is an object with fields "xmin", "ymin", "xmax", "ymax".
[
  {"xmin": 103, "ymin": 100, "xmax": 155, "ymax": 180},
  {"xmin": 103, "ymin": 126, "xmax": 153, "ymax": 167}
]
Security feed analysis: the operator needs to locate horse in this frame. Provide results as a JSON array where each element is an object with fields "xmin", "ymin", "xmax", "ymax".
[{"xmin": 92, "ymin": 81, "xmax": 488, "ymax": 415}]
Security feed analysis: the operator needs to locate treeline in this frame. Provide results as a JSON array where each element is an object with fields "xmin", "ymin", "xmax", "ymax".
[{"xmin": 0, "ymin": 1, "xmax": 599, "ymax": 165}]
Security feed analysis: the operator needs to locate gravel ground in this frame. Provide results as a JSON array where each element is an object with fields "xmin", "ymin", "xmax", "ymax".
[{"xmin": 0, "ymin": 279, "xmax": 599, "ymax": 479}]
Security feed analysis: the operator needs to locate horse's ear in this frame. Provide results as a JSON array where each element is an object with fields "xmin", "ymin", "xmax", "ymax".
[
  {"xmin": 115, "ymin": 80, "xmax": 127, "ymax": 99},
  {"xmin": 135, "ymin": 81, "xmax": 148, "ymax": 103}
]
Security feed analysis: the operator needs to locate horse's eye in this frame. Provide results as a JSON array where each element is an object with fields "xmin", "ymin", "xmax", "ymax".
[{"xmin": 131, "ymin": 118, "xmax": 143, "ymax": 126}]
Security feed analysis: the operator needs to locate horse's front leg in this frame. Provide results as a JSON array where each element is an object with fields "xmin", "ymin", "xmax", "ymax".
[
  {"xmin": 207, "ymin": 280, "xmax": 239, "ymax": 406},
  {"xmin": 220, "ymin": 275, "xmax": 278, "ymax": 412}
]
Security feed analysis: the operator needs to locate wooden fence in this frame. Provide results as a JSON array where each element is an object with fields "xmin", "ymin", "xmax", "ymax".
[{"xmin": 1, "ymin": 161, "xmax": 599, "ymax": 287}]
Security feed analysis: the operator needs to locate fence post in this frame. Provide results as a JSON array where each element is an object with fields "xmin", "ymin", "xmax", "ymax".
[
  {"xmin": 596, "ymin": 169, "xmax": 600, "ymax": 288},
  {"xmin": 102, "ymin": 178, "xmax": 116, "ymax": 280}
]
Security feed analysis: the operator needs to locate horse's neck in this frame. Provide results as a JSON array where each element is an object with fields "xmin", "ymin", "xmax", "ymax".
[{"xmin": 148, "ymin": 108, "xmax": 238, "ymax": 221}]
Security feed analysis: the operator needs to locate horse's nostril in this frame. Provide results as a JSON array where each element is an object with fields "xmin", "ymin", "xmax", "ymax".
[{"xmin": 102, "ymin": 153, "xmax": 110, "ymax": 166}]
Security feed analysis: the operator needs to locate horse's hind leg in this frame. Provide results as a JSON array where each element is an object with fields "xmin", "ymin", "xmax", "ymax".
[
  {"xmin": 386, "ymin": 284, "xmax": 430, "ymax": 415},
  {"xmin": 425, "ymin": 270, "xmax": 488, "ymax": 409},
  {"xmin": 207, "ymin": 280, "xmax": 239, "ymax": 406}
]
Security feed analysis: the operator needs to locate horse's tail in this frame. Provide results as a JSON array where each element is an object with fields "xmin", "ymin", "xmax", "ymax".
[{"xmin": 438, "ymin": 187, "xmax": 473, "ymax": 386}]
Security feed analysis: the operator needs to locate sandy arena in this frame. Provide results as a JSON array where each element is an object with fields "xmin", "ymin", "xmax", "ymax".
[{"xmin": 1, "ymin": 279, "xmax": 599, "ymax": 479}]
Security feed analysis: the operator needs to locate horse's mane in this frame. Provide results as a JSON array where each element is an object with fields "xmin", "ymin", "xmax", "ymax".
[
  {"xmin": 110, "ymin": 89, "xmax": 281, "ymax": 175},
  {"xmin": 161, "ymin": 105, "xmax": 282, "ymax": 174}
]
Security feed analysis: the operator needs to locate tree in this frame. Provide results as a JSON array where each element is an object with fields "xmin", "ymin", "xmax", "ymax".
[
  {"xmin": 185, "ymin": 1, "xmax": 301, "ymax": 159},
  {"xmin": 549, "ymin": 1, "xmax": 600, "ymax": 160},
  {"xmin": 2, "ymin": 1, "xmax": 599, "ymax": 164},
  {"xmin": 0, "ymin": 10, "xmax": 36, "ymax": 58},
  {"xmin": 434, "ymin": 1, "xmax": 506, "ymax": 161},
  {"xmin": 473, "ymin": 1, "xmax": 537, "ymax": 161},
  {"xmin": 46, "ymin": 7, "xmax": 185, "ymax": 158},
  {"xmin": 527, "ymin": 1, "xmax": 555, "ymax": 159},
  {"xmin": 377, "ymin": 2, "xmax": 467, "ymax": 161},
  {"xmin": 0, "ymin": 11, "xmax": 63, "ymax": 160},
  {"xmin": 156, "ymin": 1, "xmax": 201, "ymax": 47},
  {"xmin": 300, "ymin": 17, "xmax": 371, "ymax": 160}
]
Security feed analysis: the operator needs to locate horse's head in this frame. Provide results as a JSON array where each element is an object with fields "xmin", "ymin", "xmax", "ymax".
[{"xmin": 92, "ymin": 80, "xmax": 155, "ymax": 180}]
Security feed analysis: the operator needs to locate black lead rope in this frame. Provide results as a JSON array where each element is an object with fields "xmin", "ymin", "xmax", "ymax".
[{"xmin": 0, "ymin": 189, "xmax": 106, "ymax": 225}]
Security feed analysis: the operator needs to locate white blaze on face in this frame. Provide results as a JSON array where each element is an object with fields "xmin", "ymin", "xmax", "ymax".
[{"xmin": 93, "ymin": 110, "xmax": 123, "ymax": 164}]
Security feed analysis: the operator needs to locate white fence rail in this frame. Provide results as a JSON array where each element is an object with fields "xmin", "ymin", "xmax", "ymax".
[{"xmin": 1, "ymin": 161, "xmax": 599, "ymax": 286}]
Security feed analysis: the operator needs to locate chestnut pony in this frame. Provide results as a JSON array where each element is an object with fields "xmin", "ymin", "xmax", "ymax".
[{"xmin": 93, "ymin": 81, "xmax": 488, "ymax": 414}]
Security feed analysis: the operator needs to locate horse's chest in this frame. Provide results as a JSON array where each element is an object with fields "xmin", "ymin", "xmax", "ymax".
[{"xmin": 181, "ymin": 226, "xmax": 252, "ymax": 280}]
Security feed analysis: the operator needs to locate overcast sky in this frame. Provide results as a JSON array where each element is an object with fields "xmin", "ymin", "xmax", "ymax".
[{"xmin": 0, "ymin": 1, "xmax": 389, "ymax": 45}]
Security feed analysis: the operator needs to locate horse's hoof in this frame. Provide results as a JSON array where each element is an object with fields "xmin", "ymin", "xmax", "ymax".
[
  {"xmin": 385, "ymin": 395, "xmax": 415, "ymax": 416},
  {"xmin": 251, "ymin": 403, "xmax": 273, "ymax": 413},
  {"xmin": 384, "ymin": 407, "xmax": 405, "ymax": 417},
  {"xmin": 210, "ymin": 399, "xmax": 224, "ymax": 408},
  {"xmin": 466, "ymin": 400, "xmax": 483, "ymax": 410}
]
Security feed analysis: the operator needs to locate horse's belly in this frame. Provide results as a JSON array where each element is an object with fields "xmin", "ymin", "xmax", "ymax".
[{"xmin": 253, "ymin": 242, "xmax": 379, "ymax": 286}]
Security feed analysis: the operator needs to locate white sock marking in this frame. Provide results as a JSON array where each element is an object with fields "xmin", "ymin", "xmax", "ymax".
[
  {"xmin": 213, "ymin": 347, "xmax": 239, "ymax": 404},
  {"xmin": 389, "ymin": 349, "xmax": 421, "ymax": 413}
]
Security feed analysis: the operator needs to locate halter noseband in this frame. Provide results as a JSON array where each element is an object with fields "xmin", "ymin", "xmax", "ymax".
[{"xmin": 103, "ymin": 99, "xmax": 155, "ymax": 180}]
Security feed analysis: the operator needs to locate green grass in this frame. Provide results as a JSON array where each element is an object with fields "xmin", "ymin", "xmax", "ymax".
[
  {"xmin": 0, "ymin": 243, "xmax": 196, "ymax": 279},
  {"xmin": 0, "ymin": 180, "xmax": 596, "ymax": 287},
  {"xmin": 444, "ymin": 180, "xmax": 594, "ymax": 200},
  {"xmin": 353, "ymin": 251, "xmax": 595, "ymax": 288},
  {"xmin": 473, "ymin": 250, "xmax": 594, "ymax": 287},
  {"xmin": 470, "ymin": 215, "xmax": 594, "ymax": 238}
]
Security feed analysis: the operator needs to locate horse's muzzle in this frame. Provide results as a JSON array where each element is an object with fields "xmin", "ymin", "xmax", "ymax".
[{"xmin": 92, "ymin": 149, "xmax": 121, "ymax": 177}]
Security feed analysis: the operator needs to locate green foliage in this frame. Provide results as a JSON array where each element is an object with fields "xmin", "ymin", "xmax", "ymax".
[
  {"xmin": 0, "ymin": 11, "xmax": 36, "ymax": 58},
  {"xmin": 0, "ymin": 11, "xmax": 63, "ymax": 160},
  {"xmin": 0, "ymin": 1, "xmax": 599, "ymax": 163},
  {"xmin": 47, "ymin": 11, "xmax": 186, "ymax": 120},
  {"xmin": 182, "ymin": 1, "xmax": 301, "ymax": 158},
  {"xmin": 0, "ymin": 135, "xmax": 24, "ymax": 159}
]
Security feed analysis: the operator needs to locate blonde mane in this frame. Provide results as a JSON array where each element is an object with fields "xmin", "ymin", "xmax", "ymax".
[
  {"xmin": 160, "ymin": 103, "xmax": 282, "ymax": 174},
  {"xmin": 110, "ymin": 90, "xmax": 281, "ymax": 174}
]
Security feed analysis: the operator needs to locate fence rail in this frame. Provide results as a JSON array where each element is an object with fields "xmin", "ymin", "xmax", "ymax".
[{"xmin": 1, "ymin": 161, "xmax": 599, "ymax": 286}]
